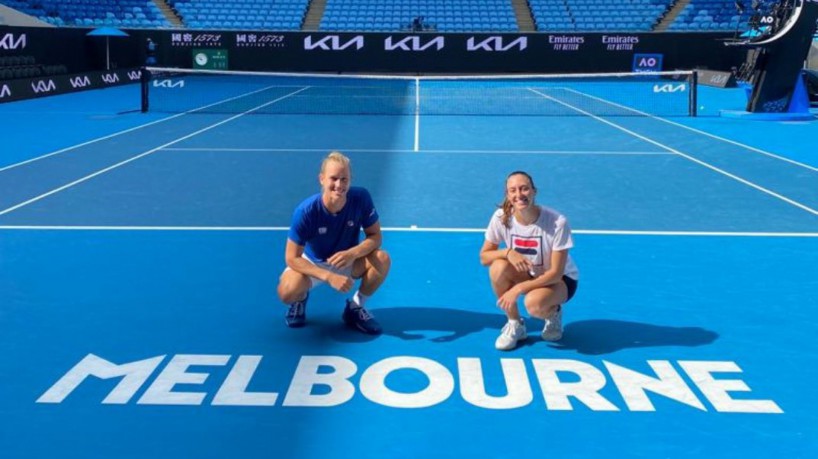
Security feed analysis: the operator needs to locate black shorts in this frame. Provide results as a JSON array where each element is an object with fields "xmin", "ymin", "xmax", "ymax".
[{"xmin": 563, "ymin": 275, "xmax": 578, "ymax": 302}]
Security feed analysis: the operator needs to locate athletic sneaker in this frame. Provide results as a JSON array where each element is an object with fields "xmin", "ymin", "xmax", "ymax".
[
  {"xmin": 285, "ymin": 293, "xmax": 308, "ymax": 328},
  {"xmin": 342, "ymin": 300, "xmax": 382, "ymax": 335},
  {"xmin": 541, "ymin": 305, "xmax": 563, "ymax": 341},
  {"xmin": 495, "ymin": 319, "xmax": 527, "ymax": 351}
]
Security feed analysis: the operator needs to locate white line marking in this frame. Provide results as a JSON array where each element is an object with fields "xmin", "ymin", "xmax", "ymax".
[
  {"xmin": 414, "ymin": 78, "xmax": 420, "ymax": 152},
  {"xmin": 0, "ymin": 83, "xmax": 307, "ymax": 174},
  {"xmin": 0, "ymin": 87, "xmax": 312, "ymax": 217},
  {"xmin": 0, "ymin": 225, "xmax": 816, "ymax": 237},
  {"xmin": 527, "ymin": 88, "xmax": 818, "ymax": 216},
  {"xmin": 161, "ymin": 147, "xmax": 670, "ymax": 155},
  {"xmin": 563, "ymin": 87, "xmax": 818, "ymax": 173}
]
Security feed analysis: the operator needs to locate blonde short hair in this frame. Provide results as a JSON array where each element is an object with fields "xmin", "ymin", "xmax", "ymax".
[{"xmin": 321, "ymin": 151, "xmax": 351, "ymax": 173}]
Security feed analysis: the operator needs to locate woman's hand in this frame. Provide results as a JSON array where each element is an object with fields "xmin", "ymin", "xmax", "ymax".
[
  {"xmin": 507, "ymin": 249, "xmax": 534, "ymax": 274},
  {"xmin": 497, "ymin": 287, "xmax": 522, "ymax": 311}
]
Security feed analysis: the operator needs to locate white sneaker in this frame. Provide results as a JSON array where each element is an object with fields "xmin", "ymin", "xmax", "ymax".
[
  {"xmin": 495, "ymin": 319, "xmax": 527, "ymax": 351},
  {"xmin": 541, "ymin": 306, "xmax": 563, "ymax": 342}
]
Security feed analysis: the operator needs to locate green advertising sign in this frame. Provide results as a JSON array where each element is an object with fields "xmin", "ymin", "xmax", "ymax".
[{"xmin": 192, "ymin": 49, "xmax": 229, "ymax": 69}]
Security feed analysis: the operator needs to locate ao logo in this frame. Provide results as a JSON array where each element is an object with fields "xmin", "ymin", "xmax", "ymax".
[
  {"xmin": 195, "ymin": 53, "xmax": 208, "ymax": 66},
  {"xmin": 638, "ymin": 57, "xmax": 658, "ymax": 67},
  {"xmin": 0, "ymin": 84, "xmax": 10, "ymax": 98}
]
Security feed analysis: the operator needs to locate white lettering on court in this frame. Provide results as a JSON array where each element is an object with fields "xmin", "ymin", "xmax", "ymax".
[
  {"xmin": 283, "ymin": 356, "xmax": 357, "ymax": 407},
  {"xmin": 458, "ymin": 358, "xmax": 532, "ymax": 409},
  {"xmin": 36, "ymin": 354, "xmax": 783, "ymax": 413},
  {"xmin": 678, "ymin": 361, "xmax": 783, "ymax": 413},
  {"xmin": 37, "ymin": 354, "xmax": 164, "ymax": 404},
  {"xmin": 138, "ymin": 354, "xmax": 229, "ymax": 405},
  {"xmin": 605, "ymin": 360, "xmax": 706, "ymax": 411},
  {"xmin": 360, "ymin": 356, "xmax": 454, "ymax": 408}
]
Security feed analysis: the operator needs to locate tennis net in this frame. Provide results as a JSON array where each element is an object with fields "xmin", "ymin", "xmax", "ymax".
[{"xmin": 141, "ymin": 67, "xmax": 698, "ymax": 117}]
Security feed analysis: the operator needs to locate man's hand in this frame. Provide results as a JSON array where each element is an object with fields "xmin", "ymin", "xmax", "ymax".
[
  {"xmin": 327, "ymin": 249, "xmax": 356, "ymax": 270},
  {"xmin": 327, "ymin": 272, "xmax": 354, "ymax": 293}
]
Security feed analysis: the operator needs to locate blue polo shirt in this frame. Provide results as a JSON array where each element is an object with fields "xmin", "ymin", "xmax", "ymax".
[{"xmin": 288, "ymin": 187, "xmax": 379, "ymax": 262}]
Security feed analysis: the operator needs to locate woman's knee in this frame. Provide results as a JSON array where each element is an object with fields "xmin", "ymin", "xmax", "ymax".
[
  {"xmin": 523, "ymin": 285, "xmax": 566, "ymax": 317},
  {"xmin": 488, "ymin": 259, "xmax": 512, "ymax": 282}
]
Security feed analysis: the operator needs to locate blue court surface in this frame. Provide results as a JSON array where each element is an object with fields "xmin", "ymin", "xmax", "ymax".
[{"xmin": 1, "ymin": 81, "xmax": 818, "ymax": 458}]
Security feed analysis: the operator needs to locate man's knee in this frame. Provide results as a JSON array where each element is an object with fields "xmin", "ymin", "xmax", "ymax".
[
  {"xmin": 278, "ymin": 272, "xmax": 309, "ymax": 304},
  {"xmin": 368, "ymin": 249, "xmax": 391, "ymax": 273}
]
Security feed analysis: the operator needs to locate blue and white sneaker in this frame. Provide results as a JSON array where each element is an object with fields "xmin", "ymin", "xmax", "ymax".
[
  {"xmin": 285, "ymin": 293, "xmax": 308, "ymax": 328},
  {"xmin": 342, "ymin": 300, "xmax": 382, "ymax": 335}
]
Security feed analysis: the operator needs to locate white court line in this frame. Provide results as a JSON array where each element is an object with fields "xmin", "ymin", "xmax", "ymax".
[
  {"xmin": 0, "ymin": 84, "xmax": 307, "ymax": 174},
  {"xmin": 0, "ymin": 87, "xmax": 312, "ymax": 217},
  {"xmin": 414, "ymin": 78, "xmax": 420, "ymax": 152},
  {"xmin": 0, "ymin": 225, "xmax": 816, "ymax": 237},
  {"xmin": 562, "ymin": 87, "xmax": 818, "ymax": 173},
  {"xmin": 162, "ymin": 147, "xmax": 670, "ymax": 155},
  {"xmin": 528, "ymin": 88, "xmax": 818, "ymax": 216}
]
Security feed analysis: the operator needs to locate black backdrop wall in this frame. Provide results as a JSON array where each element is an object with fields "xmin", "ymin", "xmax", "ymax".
[{"xmin": 1, "ymin": 26, "xmax": 746, "ymax": 75}]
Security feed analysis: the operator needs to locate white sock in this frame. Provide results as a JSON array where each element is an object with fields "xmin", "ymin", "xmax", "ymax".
[
  {"xmin": 351, "ymin": 291, "xmax": 368, "ymax": 309},
  {"xmin": 508, "ymin": 318, "xmax": 522, "ymax": 326}
]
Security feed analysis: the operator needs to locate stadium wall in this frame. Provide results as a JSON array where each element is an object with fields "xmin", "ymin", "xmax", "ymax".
[{"xmin": 0, "ymin": 26, "xmax": 746, "ymax": 76}]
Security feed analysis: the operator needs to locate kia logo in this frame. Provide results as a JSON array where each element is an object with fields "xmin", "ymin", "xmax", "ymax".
[
  {"xmin": 304, "ymin": 35, "xmax": 364, "ymax": 51},
  {"xmin": 0, "ymin": 33, "xmax": 26, "ymax": 50},
  {"xmin": 384, "ymin": 36, "xmax": 444, "ymax": 51},
  {"xmin": 466, "ymin": 36, "xmax": 527, "ymax": 52}
]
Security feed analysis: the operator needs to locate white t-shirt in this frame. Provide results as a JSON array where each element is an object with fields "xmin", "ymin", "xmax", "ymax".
[{"xmin": 485, "ymin": 205, "xmax": 579, "ymax": 280}]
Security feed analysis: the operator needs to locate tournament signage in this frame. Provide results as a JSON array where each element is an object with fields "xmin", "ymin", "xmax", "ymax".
[
  {"xmin": 303, "ymin": 35, "xmax": 365, "ymax": 51},
  {"xmin": 633, "ymin": 53, "xmax": 663, "ymax": 72},
  {"xmin": 0, "ymin": 68, "xmax": 141, "ymax": 103},
  {"xmin": 548, "ymin": 35, "xmax": 584, "ymax": 51},
  {"xmin": 152, "ymin": 32, "xmax": 739, "ymax": 73},
  {"xmin": 602, "ymin": 35, "xmax": 639, "ymax": 51},
  {"xmin": 0, "ymin": 25, "xmax": 747, "ymax": 77},
  {"xmin": 0, "ymin": 32, "xmax": 26, "ymax": 51},
  {"xmin": 192, "ymin": 49, "xmax": 229, "ymax": 69}
]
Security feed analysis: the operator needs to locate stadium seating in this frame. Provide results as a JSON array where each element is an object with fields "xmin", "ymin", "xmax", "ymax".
[
  {"xmin": 0, "ymin": 54, "xmax": 67, "ymax": 79},
  {"xmin": 529, "ymin": 0, "xmax": 674, "ymax": 32},
  {"xmin": 169, "ymin": 0, "xmax": 309, "ymax": 30},
  {"xmin": 2, "ymin": 0, "xmax": 171, "ymax": 28},
  {"xmin": 319, "ymin": 0, "xmax": 518, "ymax": 32},
  {"xmin": 0, "ymin": 0, "xmax": 758, "ymax": 32},
  {"xmin": 667, "ymin": 0, "xmax": 750, "ymax": 31}
]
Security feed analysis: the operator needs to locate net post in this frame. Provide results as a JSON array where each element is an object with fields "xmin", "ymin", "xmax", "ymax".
[
  {"xmin": 140, "ymin": 66, "xmax": 150, "ymax": 113},
  {"xmin": 690, "ymin": 70, "xmax": 698, "ymax": 117}
]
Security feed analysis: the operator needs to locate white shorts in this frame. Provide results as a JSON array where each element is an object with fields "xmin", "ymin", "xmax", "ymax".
[{"xmin": 285, "ymin": 253, "xmax": 354, "ymax": 289}]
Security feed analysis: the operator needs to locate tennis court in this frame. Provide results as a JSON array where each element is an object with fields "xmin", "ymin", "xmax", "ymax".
[{"xmin": 1, "ymin": 74, "xmax": 817, "ymax": 458}]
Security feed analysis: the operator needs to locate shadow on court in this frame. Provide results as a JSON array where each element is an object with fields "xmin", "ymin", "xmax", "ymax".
[
  {"xmin": 548, "ymin": 319, "xmax": 719, "ymax": 355},
  {"xmin": 328, "ymin": 306, "xmax": 503, "ymax": 343}
]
